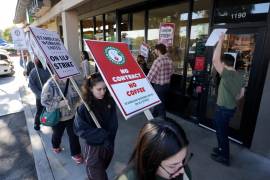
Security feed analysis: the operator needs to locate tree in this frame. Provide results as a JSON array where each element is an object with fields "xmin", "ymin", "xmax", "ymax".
[{"xmin": 2, "ymin": 27, "xmax": 13, "ymax": 42}]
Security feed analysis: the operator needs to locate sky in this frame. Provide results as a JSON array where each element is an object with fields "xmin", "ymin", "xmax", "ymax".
[{"xmin": 0, "ymin": 0, "xmax": 18, "ymax": 31}]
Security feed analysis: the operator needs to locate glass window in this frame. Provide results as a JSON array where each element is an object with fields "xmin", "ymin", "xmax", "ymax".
[
  {"xmin": 81, "ymin": 17, "xmax": 95, "ymax": 53},
  {"xmin": 185, "ymin": 0, "xmax": 211, "ymax": 118},
  {"xmin": 95, "ymin": 15, "xmax": 104, "ymax": 41},
  {"xmin": 82, "ymin": 17, "xmax": 94, "ymax": 40},
  {"xmin": 187, "ymin": 0, "xmax": 210, "ymax": 74},
  {"xmin": 121, "ymin": 11, "xmax": 145, "ymax": 57},
  {"xmin": 148, "ymin": 3, "xmax": 189, "ymax": 75},
  {"xmin": 105, "ymin": 13, "xmax": 116, "ymax": 42}
]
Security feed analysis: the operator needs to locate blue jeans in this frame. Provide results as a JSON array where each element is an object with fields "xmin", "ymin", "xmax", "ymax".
[
  {"xmin": 213, "ymin": 106, "xmax": 235, "ymax": 159},
  {"xmin": 152, "ymin": 83, "xmax": 170, "ymax": 119}
]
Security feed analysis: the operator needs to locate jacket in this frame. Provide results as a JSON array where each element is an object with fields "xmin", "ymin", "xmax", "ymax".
[
  {"xmin": 74, "ymin": 98, "xmax": 118, "ymax": 149},
  {"xmin": 41, "ymin": 78, "xmax": 80, "ymax": 121},
  {"xmin": 28, "ymin": 67, "xmax": 50, "ymax": 99}
]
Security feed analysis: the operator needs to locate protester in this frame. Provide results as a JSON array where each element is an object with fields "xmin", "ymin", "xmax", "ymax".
[
  {"xmin": 81, "ymin": 50, "xmax": 91, "ymax": 79},
  {"xmin": 28, "ymin": 57, "xmax": 50, "ymax": 130},
  {"xmin": 147, "ymin": 43, "xmax": 173, "ymax": 119},
  {"xmin": 41, "ymin": 75, "xmax": 83, "ymax": 164},
  {"xmin": 211, "ymin": 33, "xmax": 244, "ymax": 166},
  {"xmin": 117, "ymin": 119, "xmax": 192, "ymax": 180},
  {"xmin": 24, "ymin": 59, "xmax": 35, "ymax": 76},
  {"xmin": 137, "ymin": 55, "xmax": 149, "ymax": 75},
  {"xmin": 74, "ymin": 73, "xmax": 118, "ymax": 180}
]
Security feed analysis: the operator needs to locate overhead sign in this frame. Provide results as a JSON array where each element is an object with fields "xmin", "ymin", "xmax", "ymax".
[
  {"xmin": 159, "ymin": 23, "xmax": 175, "ymax": 47},
  {"xmin": 139, "ymin": 42, "xmax": 149, "ymax": 60},
  {"xmin": 85, "ymin": 40, "xmax": 161, "ymax": 119},
  {"xmin": 11, "ymin": 28, "xmax": 27, "ymax": 50},
  {"xmin": 214, "ymin": 3, "xmax": 270, "ymax": 24},
  {"xmin": 29, "ymin": 27, "xmax": 80, "ymax": 79}
]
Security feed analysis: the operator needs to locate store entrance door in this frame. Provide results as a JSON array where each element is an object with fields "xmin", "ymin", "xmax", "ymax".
[{"xmin": 199, "ymin": 27, "xmax": 267, "ymax": 146}]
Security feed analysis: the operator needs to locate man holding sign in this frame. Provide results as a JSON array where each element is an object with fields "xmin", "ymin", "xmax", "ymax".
[{"xmin": 210, "ymin": 33, "xmax": 244, "ymax": 166}]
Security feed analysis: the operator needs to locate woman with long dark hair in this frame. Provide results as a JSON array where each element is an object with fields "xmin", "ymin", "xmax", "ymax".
[
  {"xmin": 74, "ymin": 73, "xmax": 118, "ymax": 180},
  {"xmin": 117, "ymin": 119, "xmax": 192, "ymax": 180}
]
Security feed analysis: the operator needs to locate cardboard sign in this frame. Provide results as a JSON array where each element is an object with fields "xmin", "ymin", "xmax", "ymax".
[
  {"xmin": 28, "ymin": 32, "xmax": 47, "ymax": 69},
  {"xmin": 159, "ymin": 23, "xmax": 175, "ymax": 47},
  {"xmin": 29, "ymin": 27, "xmax": 80, "ymax": 79},
  {"xmin": 11, "ymin": 28, "xmax": 27, "ymax": 50},
  {"xmin": 139, "ymin": 43, "xmax": 149, "ymax": 60},
  {"xmin": 85, "ymin": 40, "xmax": 161, "ymax": 119},
  {"xmin": 194, "ymin": 56, "xmax": 205, "ymax": 71}
]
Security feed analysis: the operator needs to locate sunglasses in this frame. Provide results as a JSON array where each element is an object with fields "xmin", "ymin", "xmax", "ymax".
[{"xmin": 160, "ymin": 153, "xmax": 193, "ymax": 179}]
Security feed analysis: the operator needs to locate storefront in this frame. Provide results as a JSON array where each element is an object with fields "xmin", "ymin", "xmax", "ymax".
[{"xmin": 78, "ymin": 0, "xmax": 270, "ymax": 148}]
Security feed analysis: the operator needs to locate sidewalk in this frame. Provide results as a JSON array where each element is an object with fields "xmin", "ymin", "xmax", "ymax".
[{"xmin": 19, "ymin": 62, "xmax": 270, "ymax": 180}]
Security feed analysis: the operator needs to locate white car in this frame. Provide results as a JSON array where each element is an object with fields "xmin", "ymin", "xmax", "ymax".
[{"xmin": 0, "ymin": 53, "xmax": 15, "ymax": 76}]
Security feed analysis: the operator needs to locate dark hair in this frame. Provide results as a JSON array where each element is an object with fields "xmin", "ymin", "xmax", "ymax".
[
  {"xmin": 128, "ymin": 119, "xmax": 189, "ymax": 180},
  {"xmin": 155, "ymin": 43, "xmax": 167, "ymax": 55},
  {"xmin": 34, "ymin": 57, "xmax": 43, "ymax": 68},
  {"xmin": 82, "ymin": 73, "xmax": 111, "ymax": 108},
  {"xmin": 221, "ymin": 54, "xmax": 235, "ymax": 67},
  {"xmin": 137, "ymin": 55, "xmax": 145, "ymax": 64},
  {"xmin": 82, "ymin": 50, "xmax": 90, "ymax": 61},
  {"xmin": 137, "ymin": 55, "xmax": 145, "ymax": 61}
]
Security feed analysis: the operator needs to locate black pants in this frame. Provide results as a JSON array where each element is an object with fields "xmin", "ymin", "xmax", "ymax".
[
  {"xmin": 52, "ymin": 118, "xmax": 81, "ymax": 156},
  {"xmin": 35, "ymin": 98, "xmax": 44, "ymax": 127},
  {"xmin": 152, "ymin": 83, "xmax": 170, "ymax": 119},
  {"xmin": 84, "ymin": 145, "xmax": 113, "ymax": 180}
]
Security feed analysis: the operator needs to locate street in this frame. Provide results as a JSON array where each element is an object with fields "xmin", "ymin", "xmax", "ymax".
[{"xmin": 0, "ymin": 56, "xmax": 37, "ymax": 180}]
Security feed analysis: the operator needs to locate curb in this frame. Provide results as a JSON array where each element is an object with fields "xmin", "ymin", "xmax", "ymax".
[{"xmin": 19, "ymin": 85, "xmax": 55, "ymax": 180}]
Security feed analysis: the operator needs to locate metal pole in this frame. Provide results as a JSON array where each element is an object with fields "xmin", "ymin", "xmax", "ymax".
[
  {"xmin": 144, "ymin": 109, "xmax": 154, "ymax": 121},
  {"xmin": 69, "ymin": 77, "xmax": 101, "ymax": 128},
  {"xmin": 20, "ymin": 50, "xmax": 26, "ymax": 70}
]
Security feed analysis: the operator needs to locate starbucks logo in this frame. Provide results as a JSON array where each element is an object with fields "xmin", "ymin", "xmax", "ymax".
[{"xmin": 104, "ymin": 46, "xmax": 125, "ymax": 65}]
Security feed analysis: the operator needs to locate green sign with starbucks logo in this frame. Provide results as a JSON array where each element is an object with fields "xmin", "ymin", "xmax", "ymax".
[{"xmin": 104, "ymin": 46, "xmax": 126, "ymax": 65}]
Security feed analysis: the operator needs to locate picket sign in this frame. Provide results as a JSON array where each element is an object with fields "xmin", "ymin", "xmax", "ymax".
[
  {"xmin": 11, "ymin": 28, "xmax": 28, "ymax": 70},
  {"xmin": 85, "ymin": 40, "xmax": 160, "ymax": 120},
  {"xmin": 29, "ymin": 27, "xmax": 101, "ymax": 128}
]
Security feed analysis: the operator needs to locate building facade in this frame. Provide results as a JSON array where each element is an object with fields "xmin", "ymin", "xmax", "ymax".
[{"xmin": 14, "ymin": 0, "xmax": 270, "ymax": 158}]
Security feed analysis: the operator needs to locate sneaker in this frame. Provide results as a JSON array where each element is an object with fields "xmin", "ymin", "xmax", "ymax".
[
  {"xmin": 72, "ymin": 154, "xmax": 84, "ymax": 164},
  {"xmin": 52, "ymin": 147, "xmax": 63, "ymax": 154},
  {"xmin": 211, "ymin": 147, "xmax": 221, "ymax": 157},
  {"xmin": 211, "ymin": 154, "xmax": 230, "ymax": 166},
  {"xmin": 34, "ymin": 124, "xmax": 40, "ymax": 131}
]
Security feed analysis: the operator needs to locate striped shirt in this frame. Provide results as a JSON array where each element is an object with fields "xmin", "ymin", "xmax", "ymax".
[{"xmin": 147, "ymin": 54, "xmax": 173, "ymax": 85}]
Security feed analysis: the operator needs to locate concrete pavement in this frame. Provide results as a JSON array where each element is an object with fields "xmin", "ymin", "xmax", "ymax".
[{"xmin": 4, "ymin": 57, "xmax": 270, "ymax": 180}]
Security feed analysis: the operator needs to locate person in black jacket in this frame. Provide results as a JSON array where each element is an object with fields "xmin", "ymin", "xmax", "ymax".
[{"xmin": 74, "ymin": 73, "xmax": 118, "ymax": 180}]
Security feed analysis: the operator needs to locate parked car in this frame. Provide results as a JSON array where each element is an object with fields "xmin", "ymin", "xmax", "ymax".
[{"xmin": 0, "ymin": 53, "xmax": 15, "ymax": 76}]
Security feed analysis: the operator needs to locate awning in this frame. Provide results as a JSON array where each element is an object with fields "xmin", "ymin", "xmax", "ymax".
[{"xmin": 13, "ymin": 0, "xmax": 31, "ymax": 24}]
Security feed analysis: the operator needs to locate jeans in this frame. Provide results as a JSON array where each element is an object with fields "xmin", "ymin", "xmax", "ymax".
[
  {"xmin": 213, "ymin": 106, "xmax": 235, "ymax": 159},
  {"xmin": 152, "ymin": 83, "xmax": 170, "ymax": 119},
  {"xmin": 35, "ymin": 98, "xmax": 44, "ymax": 127},
  {"xmin": 51, "ymin": 118, "xmax": 81, "ymax": 156}
]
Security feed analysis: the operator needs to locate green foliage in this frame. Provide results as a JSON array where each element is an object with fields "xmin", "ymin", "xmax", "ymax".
[{"xmin": 2, "ymin": 27, "xmax": 13, "ymax": 42}]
